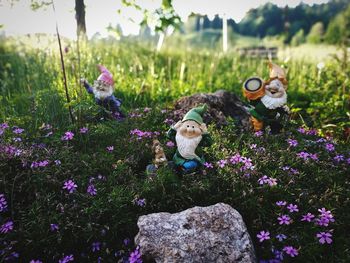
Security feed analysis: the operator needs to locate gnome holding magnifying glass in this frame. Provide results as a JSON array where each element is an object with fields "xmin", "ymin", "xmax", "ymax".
[{"xmin": 243, "ymin": 62, "xmax": 290, "ymax": 134}]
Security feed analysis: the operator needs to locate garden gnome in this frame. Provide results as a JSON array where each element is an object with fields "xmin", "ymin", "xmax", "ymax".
[
  {"xmin": 167, "ymin": 104, "xmax": 212, "ymax": 173},
  {"xmin": 152, "ymin": 139, "xmax": 167, "ymax": 168},
  {"xmin": 243, "ymin": 62, "xmax": 289, "ymax": 134},
  {"xmin": 81, "ymin": 65, "xmax": 125, "ymax": 120}
]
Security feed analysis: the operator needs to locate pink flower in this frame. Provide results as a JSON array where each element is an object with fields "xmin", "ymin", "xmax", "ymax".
[
  {"xmin": 217, "ymin": 159, "xmax": 227, "ymax": 168},
  {"xmin": 317, "ymin": 231, "xmax": 333, "ymax": 244},
  {"xmin": 301, "ymin": 213, "xmax": 315, "ymax": 222},
  {"xmin": 287, "ymin": 139, "xmax": 298, "ymax": 147},
  {"xmin": 80, "ymin": 127, "xmax": 89, "ymax": 134},
  {"xmin": 61, "ymin": 131, "xmax": 74, "ymax": 141},
  {"xmin": 257, "ymin": 230, "xmax": 270, "ymax": 242},
  {"xmin": 278, "ymin": 215, "xmax": 291, "ymax": 225},
  {"xmin": 204, "ymin": 162, "xmax": 214, "ymax": 169},
  {"xmin": 166, "ymin": 141, "xmax": 175, "ymax": 147},
  {"xmin": 63, "ymin": 180, "xmax": 77, "ymax": 194},
  {"xmin": 106, "ymin": 146, "xmax": 114, "ymax": 152},
  {"xmin": 283, "ymin": 246, "xmax": 298, "ymax": 257},
  {"xmin": 287, "ymin": 203, "xmax": 299, "ymax": 213}
]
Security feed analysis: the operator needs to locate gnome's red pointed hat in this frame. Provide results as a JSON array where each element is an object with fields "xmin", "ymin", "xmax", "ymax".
[{"xmin": 97, "ymin": 64, "xmax": 114, "ymax": 86}]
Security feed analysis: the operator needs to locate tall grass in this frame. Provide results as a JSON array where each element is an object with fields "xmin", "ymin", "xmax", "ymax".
[{"xmin": 0, "ymin": 35, "xmax": 349, "ymax": 136}]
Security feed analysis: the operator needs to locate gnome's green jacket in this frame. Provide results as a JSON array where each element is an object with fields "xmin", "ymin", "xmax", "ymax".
[
  {"xmin": 249, "ymin": 99, "xmax": 287, "ymax": 124},
  {"xmin": 167, "ymin": 128, "xmax": 212, "ymax": 166},
  {"xmin": 166, "ymin": 104, "xmax": 212, "ymax": 167}
]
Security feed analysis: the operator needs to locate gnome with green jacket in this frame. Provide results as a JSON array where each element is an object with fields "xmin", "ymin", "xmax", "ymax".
[{"xmin": 167, "ymin": 104, "xmax": 212, "ymax": 173}]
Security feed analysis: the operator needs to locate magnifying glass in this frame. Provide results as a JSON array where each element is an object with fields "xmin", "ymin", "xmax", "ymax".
[
  {"xmin": 244, "ymin": 77, "xmax": 264, "ymax": 92},
  {"xmin": 243, "ymin": 77, "xmax": 265, "ymax": 100}
]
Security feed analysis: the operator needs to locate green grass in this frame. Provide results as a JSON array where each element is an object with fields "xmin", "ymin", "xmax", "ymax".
[{"xmin": 0, "ymin": 35, "xmax": 349, "ymax": 262}]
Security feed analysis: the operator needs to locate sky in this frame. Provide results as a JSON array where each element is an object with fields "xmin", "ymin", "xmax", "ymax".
[{"xmin": 0, "ymin": 0, "xmax": 330, "ymax": 39}]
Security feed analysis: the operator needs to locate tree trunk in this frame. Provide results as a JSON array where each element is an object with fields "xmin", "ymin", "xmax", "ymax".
[{"xmin": 75, "ymin": 0, "xmax": 86, "ymax": 38}]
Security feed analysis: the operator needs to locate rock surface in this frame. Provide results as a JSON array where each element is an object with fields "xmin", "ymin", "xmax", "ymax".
[
  {"xmin": 169, "ymin": 90, "xmax": 251, "ymax": 129},
  {"xmin": 135, "ymin": 203, "xmax": 256, "ymax": 263}
]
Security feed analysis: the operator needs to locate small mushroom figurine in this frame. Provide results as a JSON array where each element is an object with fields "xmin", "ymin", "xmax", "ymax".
[
  {"xmin": 167, "ymin": 104, "xmax": 212, "ymax": 173},
  {"xmin": 81, "ymin": 64, "xmax": 125, "ymax": 120},
  {"xmin": 152, "ymin": 139, "xmax": 167, "ymax": 168},
  {"xmin": 243, "ymin": 61, "xmax": 289, "ymax": 134}
]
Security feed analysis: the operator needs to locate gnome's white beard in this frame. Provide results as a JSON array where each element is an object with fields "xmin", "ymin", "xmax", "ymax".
[
  {"xmin": 175, "ymin": 133, "xmax": 202, "ymax": 160},
  {"xmin": 93, "ymin": 87, "xmax": 113, "ymax": 100},
  {"xmin": 261, "ymin": 92, "xmax": 287, "ymax": 109}
]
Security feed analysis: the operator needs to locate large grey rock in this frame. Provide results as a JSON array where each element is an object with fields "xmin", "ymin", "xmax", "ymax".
[
  {"xmin": 169, "ymin": 90, "xmax": 251, "ymax": 129},
  {"xmin": 135, "ymin": 203, "xmax": 256, "ymax": 263}
]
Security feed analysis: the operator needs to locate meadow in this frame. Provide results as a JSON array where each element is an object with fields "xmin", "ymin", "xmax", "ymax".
[{"xmin": 0, "ymin": 35, "xmax": 349, "ymax": 262}]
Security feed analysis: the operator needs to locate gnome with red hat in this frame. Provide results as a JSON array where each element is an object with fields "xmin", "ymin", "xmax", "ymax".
[{"xmin": 81, "ymin": 65, "xmax": 125, "ymax": 120}]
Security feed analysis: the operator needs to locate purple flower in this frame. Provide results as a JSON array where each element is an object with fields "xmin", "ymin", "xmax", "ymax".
[
  {"xmin": 106, "ymin": 146, "xmax": 114, "ymax": 152},
  {"xmin": 87, "ymin": 184, "xmax": 97, "ymax": 196},
  {"xmin": 267, "ymin": 177, "xmax": 277, "ymax": 186},
  {"xmin": 325, "ymin": 143, "xmax": 335, "ymax": 152},
  {"xmin": 254, "ymin": 131, "xmax": 263, "ymax": 137},
  {"xmin": 297, "ymin": 127, "xmax": 306, "ymax": 134},
  {"xmin": 123, "ymin": 238, "xmax": 131, "ymax": 246},
  {"xmin": 301, "ymin": 213, "xmax": 315, "ymax": 222},
  {"xmin": 250, "ymin": 144, "xmax": 257, "ymax": 149},
  {"xmin": 163, "ymin": 118, "xmax": 175, "ymax": 125},
  {"xmin": 63, "ymin": 180, "xmax": 77, "ymax": 194},
  {"xmin": 50, "ymin": 223, "xmax": 59, "ymax": 231},
  {"xmin": 229, "ymin": 153, "xmax": 242, "ymax": 164},
  {"xmin": 273, "ymin": 249, "xmax": 284, "ymax": 261},
  {"xmin": 334, "ymin": 155, "xmax": 344, "ymax": 162},
  {"xmin": 166, "ymin": 141, "xmax": 175, "ymax": 147},
  {"xmin": 30, "ymin": 260, "xmax": 43, "ymax": 263},
  {"xmin": 80, "ymin": 127, "xmax": 89, "ymax": 134},
  {"xmin": 287, "ymin": 204, "xmax": 299, "ymax": 213},
  {"xmin": 278, "ymin": 215, "xmax": 291, "ymax": 225},
  {"xmin": 61, "ymin": 131, "xmax": 74, "ymax": 141},
  {"xmin": 204, "ymin": 162, "xmax": 214, "ymax": 169},
  {"xmin": 217, "ymin": 159, "xmax": 227, "ymax": 168},
  {"xmin": 297, "ymin": 151, "xmax": 309, "ymax": 161},
  {"xmin": 0, "ymin": 123, "xmax": 9, "ymax": 129},
  {"xmin": 276, "ymin": 234, "xmax": 287, "ymax": 241},
  {"xmin": 257, "ymin": 230, "xmax": 270, "ymax": 242},
  {"xmin": 55, "ymin": 160, "xmax": 62, "ymax": 165},
  {"xmin": 276, "ymin": 201, "xmax": 287, "ymax": 206},
  {"xmin": 13, "ymin": 137, "xmax": 22, "ymax": 142},
  {"xmin": 283, "ymin": 246, "xmax": 298, "ymax": 257},
  {"xmin": 59, "ymin": 254, "xmax": 74, "ymax": 263},
  {"xmin": 258, "ymin": 175, "xmax": 269, "ymax": 185},
  {"xmin": 129, "ymin": 246, "xmax": 142, "ymax": 263},
  {"xmin": 0, "ymin": 194, "xmax": 8, "ymax": 212},
  {"xmin": 135, "ymin": 198, "xmax": 146, "ymax": 207},
  {"xmin": 0, "ymin": 221, "xmax": 14, "ymax": 233},
  {"xmin": 13, "ymin": 127, "xmax": 24, "ymax": 134},
  {"xmin": 317, "ymin": 231, "xmax": 333, "ymax": 244},
  {"xmin": 316, "ymin": 208, "xmax": 335, "ymax": 226},
  {"xmin": 306, "ymin": 129, "xmax": 318, "ymax": 135},
  {"xmin": 347, "ymin": 158, "xmax": 350, "ymax": 165},
  {"xmin": 309, "ymin": 153, "xmax": 318, "ymax": 161},
  {"xmin": 92, "ymin": 241, "xmax": 101, "ymax": 252},
  {"xmin": 287, "ymin": 139, "xmax": 298, "ymax": 147},
  {"xmin": 143, "ymin": 107, "xmax": 151, "ymax": 113}
]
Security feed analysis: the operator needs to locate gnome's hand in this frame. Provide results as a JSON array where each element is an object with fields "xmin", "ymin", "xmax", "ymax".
[
  {"xmin": 173, "ymin": 121, "xmax": 183, "ymax": 130},
  {"xmin": 282, "ymin": 105, "xmax": 290, "ymax": 114},
  {"xmin": 200, "ymin": 123, "xmax": 208, "ymax": 133}
]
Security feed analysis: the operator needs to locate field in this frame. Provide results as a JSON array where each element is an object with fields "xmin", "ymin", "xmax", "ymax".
[{"xmin": 0, "ymin": 35, "xmax": 349, "ymax": 262}]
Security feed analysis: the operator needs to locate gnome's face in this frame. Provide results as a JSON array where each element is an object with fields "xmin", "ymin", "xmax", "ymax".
[
  {"xmin": 265, "ymin": 79, "xmax": 286, "ymax": 99},
  {"xmin": 93, "ymin": 80, "xmax": 114, "ymax": 99},
  {"xmin": 177, "ymin": 120, "xmax": 204, "ymax": 139}
]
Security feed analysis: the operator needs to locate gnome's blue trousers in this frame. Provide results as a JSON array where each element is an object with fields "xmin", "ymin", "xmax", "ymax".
[{"xmin": 182, "ymin": 160, "xmax": 199, "ymax": 172}]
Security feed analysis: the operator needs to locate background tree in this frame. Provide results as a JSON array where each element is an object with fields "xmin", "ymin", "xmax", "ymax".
[
  {"xmin": 291, "ymin": 29, "xmax": 305, "ymax": 46},
  {"xmin": 306, "ymin": 22, "xmax": 324, "ymax": 44}
]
